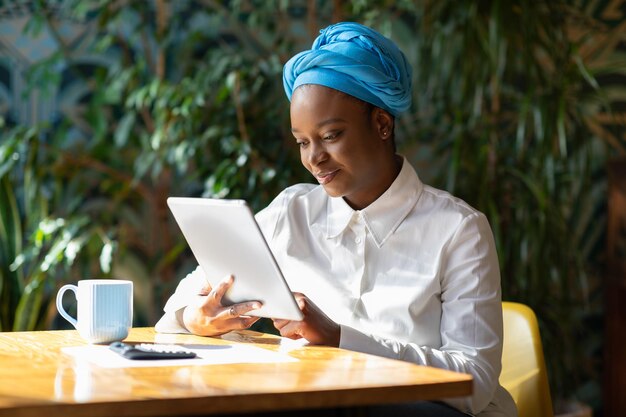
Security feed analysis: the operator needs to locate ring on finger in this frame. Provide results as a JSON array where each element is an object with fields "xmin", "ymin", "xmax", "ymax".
[{"xmin": 229, "ymin": 306, "xmax": 236, "ymax": 317}]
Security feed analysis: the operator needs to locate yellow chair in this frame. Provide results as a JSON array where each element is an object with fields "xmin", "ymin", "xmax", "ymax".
[{"xmin": 500, "ymin": 302, "xmax": 554, "ymax": 417}]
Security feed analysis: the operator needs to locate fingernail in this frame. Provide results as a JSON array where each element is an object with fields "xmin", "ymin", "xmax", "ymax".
[{"xmin": 252, "ymin": 303, "xmax": 261, "ymax": 309}]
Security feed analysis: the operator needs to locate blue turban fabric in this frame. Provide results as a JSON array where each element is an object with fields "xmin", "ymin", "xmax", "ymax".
[{"xmin": 283, "ymin": 22, "xmax": 412, "ymax": 117}]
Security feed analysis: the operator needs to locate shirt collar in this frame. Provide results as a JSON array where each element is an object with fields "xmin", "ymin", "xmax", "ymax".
[{"xmin": 326, "ymin": 157, "xmax": 423, "ymax": 247}]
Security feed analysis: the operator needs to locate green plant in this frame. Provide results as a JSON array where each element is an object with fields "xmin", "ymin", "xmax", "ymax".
[
  {"xmin": 1, "ymin": 0, "xmax": 623, "ymax": 412},
  {"xmin": 0, "ymin": 122, "xmax": 114, "ymax": 331},
  {"xmin": 1, "ymin": 0, "xmax": 311, "ymax": 329}
]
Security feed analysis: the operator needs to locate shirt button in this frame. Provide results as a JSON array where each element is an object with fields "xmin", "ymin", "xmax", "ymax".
[{"xmin": 355, "ymin": 237, "xmax": 362, "ymax": 244}]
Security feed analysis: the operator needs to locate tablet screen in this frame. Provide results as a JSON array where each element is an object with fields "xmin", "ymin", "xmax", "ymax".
[{"xmin": 167, "ymin": 197, "xmax": 303, "ymax": 321}]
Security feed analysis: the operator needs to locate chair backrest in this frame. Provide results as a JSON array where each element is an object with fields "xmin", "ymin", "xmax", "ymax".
[{"xmin": 500, "ymin": 302, "xmax": 554, "ymax": 417}]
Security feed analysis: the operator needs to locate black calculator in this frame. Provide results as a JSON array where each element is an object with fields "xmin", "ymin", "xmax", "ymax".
[{"xmin": 109, "ymin": 342, "xmax": 197, "ymax": 360}]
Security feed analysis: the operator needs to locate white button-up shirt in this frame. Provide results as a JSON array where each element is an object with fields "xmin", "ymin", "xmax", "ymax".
[{"xmin": 156, "ymin": 158, "xmax": 517, "ymax": 417}]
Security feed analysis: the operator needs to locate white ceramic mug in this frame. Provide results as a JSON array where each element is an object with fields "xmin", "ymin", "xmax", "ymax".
[{"xmin": 56, "ymin": 279, "xmax": 133, "ymax": 344}]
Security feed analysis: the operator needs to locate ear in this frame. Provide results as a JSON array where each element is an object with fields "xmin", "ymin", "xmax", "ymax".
[{"xmin": 373, "ymin": 108, "xmax": 394, "ymax": 141}]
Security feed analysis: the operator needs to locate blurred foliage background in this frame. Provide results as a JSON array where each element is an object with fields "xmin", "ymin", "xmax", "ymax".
[{"xmin": 0, "ymin": 0, "xmax": 625, "ymax": 414}]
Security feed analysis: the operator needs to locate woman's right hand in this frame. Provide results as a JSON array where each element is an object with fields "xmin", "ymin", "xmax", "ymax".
[{"xmin": 182, "ymin": 274, "xmax": 262, "ymax": 337}]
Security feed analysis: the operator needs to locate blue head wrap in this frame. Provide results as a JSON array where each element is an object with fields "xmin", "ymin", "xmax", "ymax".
[{"xmin": 283, "ymin": 22, "xmax": 412, "ymax": 117}]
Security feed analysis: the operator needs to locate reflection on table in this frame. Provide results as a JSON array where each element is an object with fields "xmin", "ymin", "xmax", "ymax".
[{"xmin": 0, "ymin": 327, "xmax": 472, "ymax": 417}]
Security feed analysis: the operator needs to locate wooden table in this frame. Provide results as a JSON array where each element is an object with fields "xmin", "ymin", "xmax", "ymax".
[{"xmin": 0, "ymin": 328, "xmax": 472, "ymax": 417}]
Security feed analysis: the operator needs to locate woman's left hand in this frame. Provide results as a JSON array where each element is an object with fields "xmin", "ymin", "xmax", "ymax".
[{"xmin": 272, "ymin": 292, "xmax": 340, "ymax": 346}]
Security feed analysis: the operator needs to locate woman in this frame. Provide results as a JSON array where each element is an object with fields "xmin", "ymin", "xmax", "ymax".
[{"xmin": 156, "ymin": 22, "xmax": 517, "ymax": 417}]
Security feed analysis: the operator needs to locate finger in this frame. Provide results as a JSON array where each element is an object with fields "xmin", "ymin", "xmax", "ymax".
[
  {"xmin": 233, "ymin": 316, "xmax": 261, "ymax": 330},
  {"xmin": 235, "ymin": 301, "xmax": 262, "ymax": 316},
  {"xmin": 292, "ymin": 293, "xmax": 307, "ymax": 310},
  {"xmin": 197, "ymin": 283, "xmax": 212, "ymax": 296},
  {"xmin": 272, "ymin": 319, "xmax": 289, "ymax": 330},
  {"xmin": 219, "ymin": 301, "xmax": 262, "ymax": 319},
  {"xmin": 278, "ymin": 321, "xmax": 304, "ymax": 340},
  {"xmin": 209, "ymin": 274, "xmax": 234, "ymax": 304}
]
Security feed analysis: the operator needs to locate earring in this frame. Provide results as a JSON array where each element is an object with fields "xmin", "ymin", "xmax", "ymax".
[{"xmin": 382, "ymin": 131, "xmax": 388, "ymax": 137}]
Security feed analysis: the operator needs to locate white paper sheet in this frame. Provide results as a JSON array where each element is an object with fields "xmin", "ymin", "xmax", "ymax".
[{"xmin": 61, "ymin": 343, "xmax": 298, "ymax": 368}]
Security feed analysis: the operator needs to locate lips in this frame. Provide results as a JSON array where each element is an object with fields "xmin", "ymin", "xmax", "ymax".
[{"xmin": 315, "ymin": 169, "xmax": 338, "ymax": 185}]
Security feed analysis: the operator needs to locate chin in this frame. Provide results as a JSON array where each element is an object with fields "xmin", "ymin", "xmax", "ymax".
[{"xmin": 321, "ymin": 184, "xmax": 345, "ymax": 198}]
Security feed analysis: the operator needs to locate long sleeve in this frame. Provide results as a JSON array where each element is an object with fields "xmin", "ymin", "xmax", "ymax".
[
  {"xmin": 153, "ymin": 163, "xmax": 517, "ymax": 416},
  {"xmin": 154, "ymin": 266, "xmax": 207, "ymax": 334},
  {"xmin": 339, "ymin": 213, "xmax": 505, "ymax": 415}
]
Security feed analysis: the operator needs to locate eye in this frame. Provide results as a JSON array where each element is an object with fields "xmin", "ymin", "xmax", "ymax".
[
  {"xmin": 295, "ymin": 139, "xmax": 309, "ymax": 148},
  {"xmin": 322, "ymin": 131, "xmax": 341, "ymax": 141}
]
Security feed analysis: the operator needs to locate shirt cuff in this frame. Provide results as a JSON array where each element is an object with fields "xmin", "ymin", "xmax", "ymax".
[
  {"xmin": 154, "ymin": 308, "xmax": 190, "ymax": 334},
  {"xmin": 338, "ymin": 325, "xmax": 399, "ymax": 360}
]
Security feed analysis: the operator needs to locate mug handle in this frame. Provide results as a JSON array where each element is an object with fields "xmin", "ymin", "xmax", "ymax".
[{"xmin": 56, "ymin": 284, "xmax": 79, "ymax": 329}]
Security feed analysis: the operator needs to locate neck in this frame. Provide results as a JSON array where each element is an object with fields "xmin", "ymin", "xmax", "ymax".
[{"xmin": 344, "ymin": 155, "xmax": 403, "ymax": 210}]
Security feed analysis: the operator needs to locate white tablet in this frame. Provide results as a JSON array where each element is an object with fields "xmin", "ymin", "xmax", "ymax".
[{"xmin": 167, "ymin": 197, "xmax": 303, "ymax": 321}]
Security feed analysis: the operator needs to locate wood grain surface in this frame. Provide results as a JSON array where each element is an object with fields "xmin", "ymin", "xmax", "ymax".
[{"xmin": 0, "ymin": 328, "xmax": 472, "ymax": 417}]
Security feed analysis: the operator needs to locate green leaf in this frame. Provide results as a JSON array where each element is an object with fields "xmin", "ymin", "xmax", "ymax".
[
  {"xmin": 115, "ymin": 113, "xmax": 136, "ymax": 147},
  {"xmin": 0, "ymin": 177, "xmax": 22, "ymax": 267},
  {"xmin": 0, "ymin": 174, "xmax": 24, "ymax": 330},
  {"xmin": 13, "ymin": 276, "xmax": 45, "ymax": 331},
  {"xmin": 100, "ymin": 241, "xmax": 115, "ymax": 274}
]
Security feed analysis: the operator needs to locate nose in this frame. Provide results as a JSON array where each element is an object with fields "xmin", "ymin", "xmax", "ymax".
[{"xmin": 306, "ymin": 141, "xmax": 328, "ymax": 166}]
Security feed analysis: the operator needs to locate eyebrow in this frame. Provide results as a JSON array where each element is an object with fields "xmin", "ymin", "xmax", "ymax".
[{"xmin": 291, "ymin": 118, "xmax": 346, "ymax": 133}]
